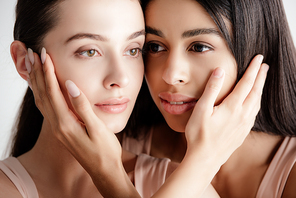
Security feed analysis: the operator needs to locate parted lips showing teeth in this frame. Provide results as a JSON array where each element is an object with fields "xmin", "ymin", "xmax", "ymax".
[{"xmin": 168, "ymin": 101, "xmax": 188, "ymax": 105}]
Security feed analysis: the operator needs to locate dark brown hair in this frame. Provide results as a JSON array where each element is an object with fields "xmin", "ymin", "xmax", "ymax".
[
  {"xmin": 128, "ymin": 0, "xmax": 296, "ymax": 138},
  {"xmin": 10, "ymin": 0, "xmax": 64, "ymax": 157}
]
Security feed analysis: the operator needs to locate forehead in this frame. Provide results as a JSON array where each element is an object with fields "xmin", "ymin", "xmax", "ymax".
[
  {"xmin": 46, "ymin": 0, "xmax": 144, "ymax": 42},
  {"xmin": 145, "ymin": 0, "xmax": 218, "ymax": 35}
]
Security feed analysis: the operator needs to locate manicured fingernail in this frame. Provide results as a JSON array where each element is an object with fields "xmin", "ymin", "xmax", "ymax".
[
  {"xmin": 41, "ymin": 47, "xmax": 46, "ymax": 64},
  {"xmin": 258, "ymin": 55, "xmax": 264, "ymax": 64},
  {"xmin": 65, "ymin": 80, "xmax": 80, "ymax": 98},
  {"xmin": 25, "ymin": 55, "xmax": 32, "ymax": 74},
  {"xmin": 28, "ymin": 48, "xmax": 35, "ymax": 65},
  {"xmin": 213, "ymin": 67, "xmax": 224, "ymax": 78},
  {"xmin": 263, "ymin": 63, "xmax": 269, "ymax": 72}
]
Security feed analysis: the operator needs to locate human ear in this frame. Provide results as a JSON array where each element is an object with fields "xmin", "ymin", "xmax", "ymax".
[{"xmin": 10, "ymin": 41, "xmax": 30, "ymax": 81}]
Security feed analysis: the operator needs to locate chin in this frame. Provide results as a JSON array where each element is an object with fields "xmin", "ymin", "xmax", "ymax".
[
  {"xmin": 164, "ymin": 116, "xmax": 187, "ymax": 133},
  {"xmin": 105, "ymin": 118, "xmax": 128, "ymax": 133}
]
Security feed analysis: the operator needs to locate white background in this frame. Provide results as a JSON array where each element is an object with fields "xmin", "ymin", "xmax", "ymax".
[{"xmin": 1, "ymin": 0, "xmax": 296, "ymax": 159}]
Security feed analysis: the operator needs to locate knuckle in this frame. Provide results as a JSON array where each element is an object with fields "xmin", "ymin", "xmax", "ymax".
[
  {"xmin": 42, "ymin": 63, "xmax": 50, "ymax": 75},
  {"xmin": 75, "ymin": 101, "xmax": 90, "ymax": 114},
  {"xmin": 244, "ymin": 76, "xmax": 255, "ymax": 89},
  {"xmin": 56, "ymin": 121, "xmax": 71, "ymax": 137},
  {"xmin": 45, "ymin": 84, "xmax": 54, "ymax": 99},
  {"xmin": 38, "ymin": 89, "xmax": 47, "ymax": 102},
  {"xmin": 208, "ymin": 83, "xmax": 220, "ymax": 92}
]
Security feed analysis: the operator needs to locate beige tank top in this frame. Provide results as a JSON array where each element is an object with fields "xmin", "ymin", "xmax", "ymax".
[
  {"xmin": 1, "ymin": 134, "xmax": 294, "ymax": 198},
  {"xmin": 123, "ymin": 131, "xmax": 296, "ymax": 198},
  {"xmin": 0, "ymin": 141, "xmax": 170, "ymax": 198},
  {"xmin": 0, "ymin": 157, "xmax": 39, "ymax": 198}
]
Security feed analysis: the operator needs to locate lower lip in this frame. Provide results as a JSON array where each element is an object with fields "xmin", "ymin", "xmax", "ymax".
[
  {"xmin": 160, "ymin": 99, "xmax": 196, "ymax": 115},
  {"xmin": 96, "ymin": 103, "xmax": 128, "ymax": 114}
]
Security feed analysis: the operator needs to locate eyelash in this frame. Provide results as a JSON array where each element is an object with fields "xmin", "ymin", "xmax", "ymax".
[
  {"xmin": 144, "ymin": 41, "xmax": 213, "ymax": 54},
  {"xmin": 188, "ymin": 42, "xmax": 213, "ymax": 53},
  {"xmin": 78, "ymin": 49, "xmax": 100, "ymax": 58},
  {"xmin": 124, "ymin": 48, "xmax": 143, "ymax": 58},
  {"xmin": 76, "ymin": 48, "xmax": 143, "ymax": 59},
  {"xmin": 144, "ymin": 42, "xmax": 166, "ymax": 54}
]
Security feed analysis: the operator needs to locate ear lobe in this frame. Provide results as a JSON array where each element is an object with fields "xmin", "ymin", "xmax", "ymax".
[{"xmin": 10, "ymin": 41, "xmax": 29, "ymax": 81}]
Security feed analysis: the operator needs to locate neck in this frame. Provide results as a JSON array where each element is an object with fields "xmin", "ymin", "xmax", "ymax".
[
  {"xmin": 212, "ymin": 131, "xmax": 284, "ymax": 197},
  {"xmin": 17, "ymin": 119, "xmax": 97, "ymax": 196},
  {"xmin": 151, "ymin": 123, "xmax": 187, "ymax": 163}
]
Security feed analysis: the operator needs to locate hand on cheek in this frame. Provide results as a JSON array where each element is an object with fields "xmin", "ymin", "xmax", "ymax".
[{"xmin": 185, "ymin": 55, "xmax": 268, "ymax": 165}]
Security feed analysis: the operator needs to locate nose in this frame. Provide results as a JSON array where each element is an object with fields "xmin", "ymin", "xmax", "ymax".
[
  {"xmin": 103, "ymin": 57, "xmax": 130, "ymax": 89},
  {"xmin": 162, "ymin": 51, "xmax": 190, "ymax": 85}
]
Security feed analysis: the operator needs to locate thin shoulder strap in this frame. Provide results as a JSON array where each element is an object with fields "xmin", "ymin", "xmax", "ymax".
[
  {"xmin": 256, "ymin": 137, "xmax": 296, "ymax": 198},
  {"xmin": 0, "ymin": 157, "xmax": 39, "ymax": 198}
]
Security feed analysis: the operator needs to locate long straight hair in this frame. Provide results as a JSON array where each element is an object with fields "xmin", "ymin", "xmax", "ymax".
[
  {"xmin": 10, "ymin": 0, "xmax": 64, "ymax": 157},
  {"xmin": 128, "ymin": 0, "xmax": 296, "ymax": 138}
]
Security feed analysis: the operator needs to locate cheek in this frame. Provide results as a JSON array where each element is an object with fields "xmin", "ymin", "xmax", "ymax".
[
  {"xmin": 210, "ymin": 57, "xmax": 237, "ymax": 105},
  {"xmin": 52, "ymin": 57, "xmax": 103, "ymax": 108}
]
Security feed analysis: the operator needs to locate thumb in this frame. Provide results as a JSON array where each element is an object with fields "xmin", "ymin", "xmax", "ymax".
[{"xmin": 65, "ymin": 80, "xmax": 105, "ymax": 139}]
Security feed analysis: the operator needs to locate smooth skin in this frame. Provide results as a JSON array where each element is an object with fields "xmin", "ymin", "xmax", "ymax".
[
  {"xmin": 1, "ymin": 0, "xmax": 144, "ymax": 197},
  {"xmin": 144, "ymin": 0, "xmax": 295, "ymax": 197},
  {"xmin": 2, "ymin": 0, "xmax": 269, "ymax": 198},
  {"xmin": 24, "ymin": 45, "xmax": 268, "ymax": 197}
]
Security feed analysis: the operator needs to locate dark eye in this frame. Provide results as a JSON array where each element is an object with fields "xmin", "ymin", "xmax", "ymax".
[
  {"xmin": 147, "ymin": 43, "xmax": 165, "ymax": 53},
  {"xmin": 190, "ymin": 44, "xmax": 212, "ymax": 53}
]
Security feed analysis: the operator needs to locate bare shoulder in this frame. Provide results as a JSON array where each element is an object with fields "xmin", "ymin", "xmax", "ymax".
[
  {"xmin": 282, "ymin": 163, "xmax": 296, "ymax": 198},
  {"xmin": 0, "ymin": 169, "xmax": 23, "ymax": 198}
]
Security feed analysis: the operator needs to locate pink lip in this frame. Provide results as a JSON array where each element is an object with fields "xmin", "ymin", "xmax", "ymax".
[
  {"xmin": 95, "ymin": 97, "xmax": 130, "ymax": 114},
  {"xmin": 159, "ymin": 92, "xmax": 197, "ymax": 115}
]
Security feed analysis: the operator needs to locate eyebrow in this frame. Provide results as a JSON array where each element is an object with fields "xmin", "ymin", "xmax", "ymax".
[
  {"xmin": 182, "ymin": 28, "xmax": 221, "ymax": 38},
  {"xmin": 146, "ymin": 26, "xmax": 221, "ymax": 39},
  {"xmin": 145, "ymin": 26, "xmax": 165, "ymax": 38},
  {"xmin": 127, "ymin": 29, "xmax": 146, "ymax": 41},
  {"xmin": 65, "ymin": 29, "xmax": 146, "ymax": 44},
  {"xmin": 65, "ymin": 33, "xmax": 107, "ymax": 43}
]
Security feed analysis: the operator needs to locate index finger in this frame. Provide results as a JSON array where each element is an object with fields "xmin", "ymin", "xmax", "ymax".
[{"xmin": 42, "ymin": 48, "xmax": 71, "ymax": 120}]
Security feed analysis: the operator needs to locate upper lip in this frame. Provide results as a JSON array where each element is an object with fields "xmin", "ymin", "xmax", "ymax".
[
  {"xmin": 159, "ymin": 92, "xmax": 197, "ymax": 103},
  {"xmin": 95, "ymin": 97, "xmax": 130, "ymax": 106}
]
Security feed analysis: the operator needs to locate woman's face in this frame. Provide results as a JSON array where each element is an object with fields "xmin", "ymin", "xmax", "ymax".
[
  {"xmin": 43, "ymin": 0, "xmax": 145, "ymax": 132},
  {"xmin": 144, "ymin": 0, "xmax": 237, "ymax": 132}
]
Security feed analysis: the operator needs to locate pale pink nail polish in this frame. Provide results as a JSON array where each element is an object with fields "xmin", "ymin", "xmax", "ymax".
[
  {"xmin": 41, "ymin": 47, "xmax": 46, "ymax": 64},
  {"xmin": 25, "ymin": 55, "xmax": 32, "ymax": 74},
  {"xmin": 28, "ymin": 48, "xmax": 35, "ymax": 65},
  {"xmin": 213, "ymin": 68, "xmax": 224, "ymax": 78},
  {"xmin": 65, "ymin": 80, "xmax": 80, "ymax": 98}
]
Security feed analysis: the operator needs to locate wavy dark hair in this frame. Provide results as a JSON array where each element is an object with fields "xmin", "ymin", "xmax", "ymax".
[{"xmin": 124, "ymin": 0, "xmax": 296, "ymax": 139}]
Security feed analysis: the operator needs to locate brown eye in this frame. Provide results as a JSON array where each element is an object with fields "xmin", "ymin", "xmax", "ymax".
[
  {"xmin": 125, "ymin": 48, "xmax": 141, "ymax": 57},
  {"xmin": 147, "ymin": 43, "xmax": 165, "ymax": 53},
  {"xmin": 79, "ymin": 49, "xmax": 99, "ymax": 57},
  {"xmin": 87, "ymin": 49, "xmax": 96, "ymax": 57},
  {"xmin": 189, "ymin": 43, "xmax": 211, "ymax": 52},
  {"xmin": 129, "ymin": 49, "xmax": 138, "ymax": 56}
]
